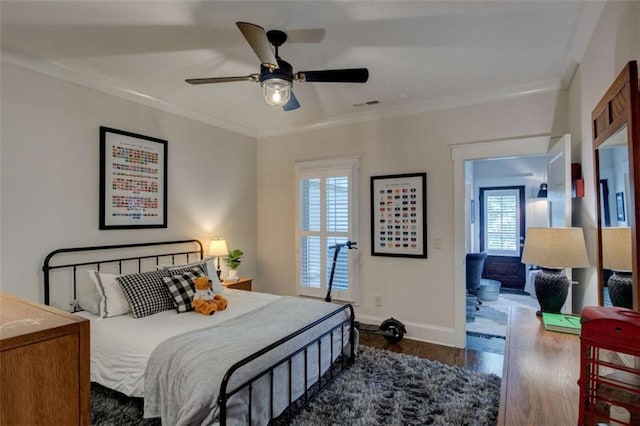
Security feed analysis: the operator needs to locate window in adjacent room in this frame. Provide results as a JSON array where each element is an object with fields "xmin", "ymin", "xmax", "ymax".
[
  {"xmin": 295, "ymin": 157, "xmax": 359, "ymax": 302},
  {"xmin": 480, "ymin": 187, "xmax": 524, "ymax": 257}
]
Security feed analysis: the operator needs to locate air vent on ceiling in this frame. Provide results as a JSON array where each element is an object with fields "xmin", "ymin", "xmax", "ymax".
[{"xmin": 353, "ymin": 100, "xmax": 380, "ymax": 107}]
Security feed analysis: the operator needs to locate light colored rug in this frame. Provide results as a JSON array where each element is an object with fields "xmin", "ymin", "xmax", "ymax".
[{"xmin": 466, "ymin": 292, "xmax": 539, "ymax": 338}]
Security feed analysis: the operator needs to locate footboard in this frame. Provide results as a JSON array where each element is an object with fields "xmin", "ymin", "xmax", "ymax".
[{"xmin": 219, "ymin": 304, "xmax": 356, "ymax": 425}]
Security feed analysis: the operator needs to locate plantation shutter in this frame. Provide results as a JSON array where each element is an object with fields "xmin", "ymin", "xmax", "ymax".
[
  {"xmin": 326, "ymin": 176, "xmax": 349, "ymax": 291},
  {"xmin": 300, "ymin": 179, "xmax": 321, "ymax": 288},
  {"xmin": 295, "ymin": 158, "xmax": 359, "ymax": 301},
  {"xmin": 484, "ymin": 189, "xmax": 520, "ymax": 256}
]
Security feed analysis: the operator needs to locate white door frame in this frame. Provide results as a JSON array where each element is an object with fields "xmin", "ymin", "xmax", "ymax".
[
  {"xmin": 451, "ymin": 136, "xmax": 553, "ymax": 348},
  {"xmin": 547, "ymin": 134, "xmax": 573, "ymax": 313}
]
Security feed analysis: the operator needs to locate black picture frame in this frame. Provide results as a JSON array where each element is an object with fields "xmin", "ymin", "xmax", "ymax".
[
  {"xmin": 99, "ymin": 126, "xmax": 168, "ymax": 230},
  {"xmin": 616, "ymin": 192, "xmax": 626, "ymax": 221},
  {"xmin": 371, "ymin": 172, "xmax": 427, "ymax": 258}
]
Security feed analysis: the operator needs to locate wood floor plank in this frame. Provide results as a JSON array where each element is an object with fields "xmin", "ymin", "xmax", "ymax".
[{"xmin": 359, "ymin": 333, "xmax": 504, "ymax": 378}]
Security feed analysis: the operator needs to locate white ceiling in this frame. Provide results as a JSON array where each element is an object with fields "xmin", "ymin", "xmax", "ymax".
[{"xmin": 0, "ymin": 1, "xmax": 603, "ymax": 138}]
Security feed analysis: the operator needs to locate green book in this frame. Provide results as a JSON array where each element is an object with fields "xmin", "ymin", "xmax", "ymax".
[{"xmin": 542, "ymin": 312, "xmax": 582, "ymax": 335}]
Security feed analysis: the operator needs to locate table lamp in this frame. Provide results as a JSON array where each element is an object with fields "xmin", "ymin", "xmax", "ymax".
[
  {"xmin": 521, "ymin": 227, "xmax": 589, "ymax": 316},
  {"xmin": 602, "ymin": 227, "xmax": 633, "ymax": 309},
  {"xmin": 208, "ymin": 238, "xmax": 228, "ymax": 280}
]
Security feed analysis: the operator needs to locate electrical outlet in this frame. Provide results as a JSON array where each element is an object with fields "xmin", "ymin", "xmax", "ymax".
[
  {"xmin": 375, "ymin": 295, "xmax": 383, "ymax": 307},
  {"xmin": 434, "ymin": 237, "xmax": 442, "ymax": 249}
]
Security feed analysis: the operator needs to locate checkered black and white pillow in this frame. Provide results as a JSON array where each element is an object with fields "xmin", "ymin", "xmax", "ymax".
[
  {"xmin": 116, "ymin": 269, "xmax": 173, "ymax": 318},
  {"xmin": 166, "ymin": 263, "xmax": 206, "ymax": 276},
  {"xmin": 165, "ymin": 258, "xmax": 224, "ymax": 294},
  {"xmin": 162, "ymin": 268, "xmax": 204, "ymax": 313}
]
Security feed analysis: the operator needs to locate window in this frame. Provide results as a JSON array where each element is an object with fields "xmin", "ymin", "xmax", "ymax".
[
  {"xmin": 482, "ymin": 188, "xmax": 521, "ymax": 257},
  {"xmin": 295, "ymin": 157, "xmax": 359, "ymax": 301}
]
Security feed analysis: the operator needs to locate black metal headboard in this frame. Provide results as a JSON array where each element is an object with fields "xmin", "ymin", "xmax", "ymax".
[{"xmin": 43, "ymin": 239, "xmax": 203, "ymax": 306}]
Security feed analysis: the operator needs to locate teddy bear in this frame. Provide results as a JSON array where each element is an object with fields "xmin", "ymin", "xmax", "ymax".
[
  {"xmin": 192, "ymin": 276, "xmax": 218, "ymax": 315},
  {"xmin": 192, "ymin": 276, "xmax": 229, "ymax": 315},
  {"xmin": 213, "ymin": 293, "xmax": 228, "ymax": 311}
]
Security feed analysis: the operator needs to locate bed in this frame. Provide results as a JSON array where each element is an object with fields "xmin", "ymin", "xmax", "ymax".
[{"xmin": 43, "ymin": 240, "xmax": 356, "ymax": 425}]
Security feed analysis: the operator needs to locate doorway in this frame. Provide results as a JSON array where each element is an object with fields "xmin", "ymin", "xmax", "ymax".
[
  {"xmin": 466, "ymin": 160, "xmax": 546, "ymax": 353},
  {"xmin": 452, "ymin": 134, "xmax": 571, "ymax": 350}
]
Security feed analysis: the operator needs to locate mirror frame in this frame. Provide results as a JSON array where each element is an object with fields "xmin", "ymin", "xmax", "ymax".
[{"xmin": 592, "ymin": 60, "xmax": 640, "ymax": 310}]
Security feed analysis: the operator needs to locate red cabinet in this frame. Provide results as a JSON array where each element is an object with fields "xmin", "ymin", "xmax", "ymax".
[{"xmin": 579, "ymin": 306, "xmax": 640, "ymax": 425}]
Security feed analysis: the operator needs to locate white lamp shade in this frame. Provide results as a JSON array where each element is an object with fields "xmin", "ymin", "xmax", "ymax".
[
  {"xmin": 521, "ymin": 227, "xmax": 589, "ymax": 269},
  {"xmin": 208, "ymin": 238, "xmax": 228, "ymax": 257},
  {"xmin": 602, "ymin": 227, "xmax": 632, "ymax": 272}
]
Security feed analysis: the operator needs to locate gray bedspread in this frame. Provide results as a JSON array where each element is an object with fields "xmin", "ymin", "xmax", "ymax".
[{"xmin": 143, "ymin": 296, "xmax": 351, "ymax": 425}]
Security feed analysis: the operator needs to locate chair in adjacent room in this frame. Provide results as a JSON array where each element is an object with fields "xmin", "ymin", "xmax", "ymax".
[{"xmin": 466, "ymin": 252, "xmax": 488, "ymax": 308}]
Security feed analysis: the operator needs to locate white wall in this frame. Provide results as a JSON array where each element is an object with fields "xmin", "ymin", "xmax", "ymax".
[
  {"xmin": 1, "ymin": 63, "xmax": 258, "ymax": 303},
  {"xmin": 257, "ymin": 91, "xmax": 568, "ymax": 346},
  {"xmin": 570, "ymin": 0, "xmax": 640, "ymax": 311}
]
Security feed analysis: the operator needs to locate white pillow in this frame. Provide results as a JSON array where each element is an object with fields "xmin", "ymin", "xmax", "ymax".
[
  {"xmin": 88, "ymin": 270, "xmax": 131, "ymax": 318},
  {"xmin": 164, "ymin": 257, "xmax": 224, "ymax": 294},
  {"xmin": 77, "ymin": 293, "xmax": 101, "ymax": 315}
]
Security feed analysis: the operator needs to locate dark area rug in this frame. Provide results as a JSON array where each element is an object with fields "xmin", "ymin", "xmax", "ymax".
[
  {"xmin": 92, "ymin": 345, "xmax": 501, "ymax": 426},
  {"xmin": 91, "ymin": 383, "xmax": 159, "ymax": 426}
]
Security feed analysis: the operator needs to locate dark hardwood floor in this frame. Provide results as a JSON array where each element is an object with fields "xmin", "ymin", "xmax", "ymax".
[{"xmin": 358, "ymin": 333, "xmax": 504, "ymax": 378}]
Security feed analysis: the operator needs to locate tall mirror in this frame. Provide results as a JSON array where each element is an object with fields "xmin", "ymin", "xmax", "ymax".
[{"xmin": 593, "ymin": 60, "xmax": 639, "ymax": 311}]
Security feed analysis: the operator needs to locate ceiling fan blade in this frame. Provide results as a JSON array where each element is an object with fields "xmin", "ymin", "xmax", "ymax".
[
  {"xmin": 283, "ymin": 91, "xmax": 300, "ymax": 111},
  {"xmin": 236, "ymin": 22, "xmax": 278, "ymax": 69},
  {"xmin": 185, "ymin": 75, "xmax": 258, "ymax": 85},
  {"xmin": 296, "ymin": 68, "xmax": 369, "ymax": 83}
]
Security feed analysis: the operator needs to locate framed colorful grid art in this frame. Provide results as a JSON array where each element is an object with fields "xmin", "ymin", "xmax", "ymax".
[
  {"xmin": 371, "ymin": 172, "xmax": 427, "ymax": 258},
  {"xmin": 99, "ymin": 126, "xmax": 168, "ymax": 229}
]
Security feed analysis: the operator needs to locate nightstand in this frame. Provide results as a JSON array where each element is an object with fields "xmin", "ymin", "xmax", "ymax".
[{"xmin": 222, "ymin": 277, "xmax": 252, "ymax": 291}]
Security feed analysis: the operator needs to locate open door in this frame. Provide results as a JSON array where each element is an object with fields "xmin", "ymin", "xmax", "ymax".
[{"xmin": 546, "ymin": 133, "xmax": 573, "ymax": 312}]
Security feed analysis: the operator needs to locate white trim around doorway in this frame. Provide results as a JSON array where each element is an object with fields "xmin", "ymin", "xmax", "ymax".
[{"xmin": 450, "ymin": 136, "xmax": 552, "ymax": 348}]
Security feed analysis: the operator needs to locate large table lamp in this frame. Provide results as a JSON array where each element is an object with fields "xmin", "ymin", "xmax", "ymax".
[
  {"xmin": 521, "ymin": 227, "xmax": 589, "ymax": 316},
  {"xmin": 602, "ymin": 227, "xmax": 633, "ymax": 309},
  {"xmin": 208, "ymin": 238, "xmax": 228, "ymax": 280}
]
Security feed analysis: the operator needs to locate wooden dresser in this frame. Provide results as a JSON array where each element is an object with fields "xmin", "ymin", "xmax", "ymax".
[
  {"xmin": 498, "ymin": 307, "xmax": 580, "ymax": 425},
  {"xmin": 0, "ymin": 291, "xmax": 90, "ymax": 426}
]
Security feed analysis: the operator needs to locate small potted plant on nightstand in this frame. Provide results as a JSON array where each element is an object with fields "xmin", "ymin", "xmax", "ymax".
[{"xmin": 224, "ymin": 249, "xmax": 244, "ymax": 281}]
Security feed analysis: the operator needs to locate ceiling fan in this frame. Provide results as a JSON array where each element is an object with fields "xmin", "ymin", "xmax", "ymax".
[{"xmin": 185, "ymin": 22, "xmax": 369, "ymax": 111}]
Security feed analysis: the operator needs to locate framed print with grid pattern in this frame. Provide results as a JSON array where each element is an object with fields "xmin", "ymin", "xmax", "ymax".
[
  {"xmin": 99, "ymin": 126, "xmax": 167, "ymax": 229},
  {"xmin": 371, "ymin": 172, "xmax": 427, "ymax": 258}
]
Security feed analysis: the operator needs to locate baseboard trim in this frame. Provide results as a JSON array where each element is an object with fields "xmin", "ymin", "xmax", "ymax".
[{"xmin": 356, "ymin": 313, "xmax": 460, "ymax": 348}]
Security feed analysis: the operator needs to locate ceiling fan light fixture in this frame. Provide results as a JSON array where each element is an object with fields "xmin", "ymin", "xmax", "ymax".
[{"xmin": 262, "ymin": 78, "xmax": 291, "ymax": 106}]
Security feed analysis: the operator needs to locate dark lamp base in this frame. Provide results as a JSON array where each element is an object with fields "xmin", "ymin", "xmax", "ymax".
[
  {"xmin": 608, "ymin": 271, "xmax": 633, "ymax": 309},
  {"xmin": 534, "ymin": 268, "xmax": 569, "ymax": 315}
]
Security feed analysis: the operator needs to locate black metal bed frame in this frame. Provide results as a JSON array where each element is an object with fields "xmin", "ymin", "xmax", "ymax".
[{"xmin": 43, "ymin": 240, "xmax": 356, "ymax": 425}]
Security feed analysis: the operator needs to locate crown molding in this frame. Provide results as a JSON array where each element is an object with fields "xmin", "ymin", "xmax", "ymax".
[
  {"xmin": 3, "ymin": 49, "xmax": 568, "ymax": 142},
  {"xmin": 257, "ymin": 79, "xmax": 564, "ymax": 139},
  {"xmin": 1, "ymin": 50, "xmax": 258, "ymax": 138}
]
